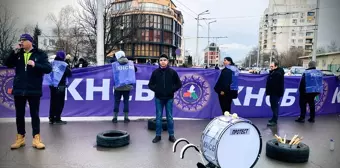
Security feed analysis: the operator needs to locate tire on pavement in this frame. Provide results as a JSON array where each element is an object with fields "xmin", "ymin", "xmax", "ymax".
[
  {"xmin": 266, "ymin": 139, "xmax": 309, "ymax": 163},
  {"xmin": 147, "ymin": 118, "xmax": 168, "ymax": 131},
  {"xmin": 96, "ymin": 130, "xmax": 130, "ymax": 148}
]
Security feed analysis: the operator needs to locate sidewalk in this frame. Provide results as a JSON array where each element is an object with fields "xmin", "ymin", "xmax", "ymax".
[{"xmin": 0, "ymin": 115, "xmax": 339, "ymax": 168}]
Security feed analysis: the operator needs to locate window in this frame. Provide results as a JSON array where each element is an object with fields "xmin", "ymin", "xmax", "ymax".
[
  {"xmin": 163, "ymin": 32, "xmax": 172, "ymax": 44},
  {"xmin": 298, "ymin": 39, "xmax": 304, "ymax": 43},
  {"xmin": 292, "ymin": 19, "xmax": 297, "ymax": 24},
  {"xmin": 299, "ymin": 32, "xmax": 304, "ymax": 37},
  {"xmin": 306, "ymin": 39, "xmax": 313, "ymax": 44},
  {"xmin": 298, "ymin": 46, "xmax": 303, "ymax": 49},
  {"xmin": 292, "ymin": 32, "xmax": 296, "ymax": 36},
  {"xmin": 273, "ymin": 19, "xmax": 277, "ymax": 24},
  {"xmin": 43, "ymin": 39, "xmax": 47, "ymax": 46},
  {"xmin": 163, "ymin": 17, "xmax": 172, "ymax": 31},
  {"xmin": 292, "ymin": 39, "xmax": 296, "ymax": 43},
  {"xmin": 125, "ymin": 44, "xmax": 132, "ymax": 56},
  {"xmin": 305, "ymin": 45, "xmax": 312, "ymax": 50},
  {"xmin": 300, "ymin": 19, "xmax": 305, "ymax": 23},
  {"xmin": 163, "ymin": 46, "xmax": 169, "ymax": 56},
  {"xmin": 306, "ymin": 32, "xmax": 314, "ymax": 36}
]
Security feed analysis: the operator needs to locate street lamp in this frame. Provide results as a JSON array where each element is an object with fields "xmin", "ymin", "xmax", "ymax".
[
  {"xmin": 207, "ymin": 20, "xmax": 217, "ymax": 67},
  {"xmin": 195, "ymin": 10, "xmax": 210, "ymax": 66}
]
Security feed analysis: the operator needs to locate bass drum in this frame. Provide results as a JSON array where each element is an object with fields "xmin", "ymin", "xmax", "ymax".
[{"xmin": 200, "ymin": 115, "xmax": 262, "ymax": 168}]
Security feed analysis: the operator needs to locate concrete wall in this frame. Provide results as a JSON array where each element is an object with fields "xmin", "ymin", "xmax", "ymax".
[{"xmin": 300, "ymin": 52, "xmax": 340, "ymax": 71}]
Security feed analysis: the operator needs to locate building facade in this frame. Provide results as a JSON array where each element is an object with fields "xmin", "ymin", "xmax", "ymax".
[
  {"xmin": 259, "ymin": 0, "xmax": 317, "ymax": 65},
  {"xmin": 111, "ymin": 0, "xmax": 184, "ymax": 64},
  {"xmin": 299, "ymin": 52, "xmax": 340, "ymax": 72},
  {"xmin": 204, "ymin": 43, "xmax": 220, "ymax": 66}
]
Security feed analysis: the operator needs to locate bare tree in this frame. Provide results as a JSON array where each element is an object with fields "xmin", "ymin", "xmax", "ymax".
[
  {"xmin": 317, "ymin": 47, "xmax": 327, "ymax": 54},
  {"xmin": 0, "ymin": 5, "xmax": 17, "ymax": 65},
  {"xmin": 279, "ymin": 48, "xmax": 304, "ymax": 67},
  {"xmin": 327, "ymin": 40, "xmax": 338, "ymax": 53},
  {"xmin": 76, "ymin": 0, "xmax": 145, "ymax": 63},
  {"xmin": 47, "ymin": 5, "xmax": 75, "ymax": 53},
  {"xmin": 243, "ymin": 47, "xmax": 258, "ymax": 67},
  {"xmin": 22, "ymin": 24, "xmax": 35, "ymax": 35}
]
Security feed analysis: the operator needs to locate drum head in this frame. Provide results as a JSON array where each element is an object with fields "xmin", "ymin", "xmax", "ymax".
[{"xmin": 217, "ymin": 122, "xmax": 261, "ymax": 168}]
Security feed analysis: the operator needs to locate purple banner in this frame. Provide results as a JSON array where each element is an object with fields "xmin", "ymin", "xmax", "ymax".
[{"xmin": 1, "ymin": 65, "xmax": 339, "ymax": 119}]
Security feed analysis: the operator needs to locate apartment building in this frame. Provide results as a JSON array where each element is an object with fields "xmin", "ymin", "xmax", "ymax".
[
  {"xmin": 259, "ymin": 0, "xmax": 317, "ymax": 64},
  {"xmin": 204, "ymin": 43, "xmax": 220, "ymax": 66}
]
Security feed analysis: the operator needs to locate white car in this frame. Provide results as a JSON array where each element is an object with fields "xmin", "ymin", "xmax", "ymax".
[{"xmin": 286, "ymin": 66, "xmax": 306, "ymax": 76}]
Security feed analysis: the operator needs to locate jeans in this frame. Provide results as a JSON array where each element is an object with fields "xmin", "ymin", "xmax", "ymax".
[
  {"xmin": 49, "ymin": 86, "xmax": 66, "ymax": 121},
  {"xmin": 14, "ymin": 96, "xmax": 41, "ymax": 137},
  {"xmin": 299, "ymin": 93, "xmax": 317, "ymax": 120},
  {"xmin": 155, "ymin": 98, "xmax": 174, "ymax": 136},
  {"xmin": 269, "ymin": 95, "xmax": 280, "ymax": 123},
  {"xmin": 114, "ymin": 90, "xmax": 130, "ymax": 113}
]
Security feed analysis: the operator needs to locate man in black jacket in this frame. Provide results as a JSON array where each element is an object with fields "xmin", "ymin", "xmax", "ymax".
[
  {"xmin": 5, "ymin": 34, "xmax": 52, "ymax": 149},
  {"xmin": 148, "ymin": 54, "xmax": 182, "ymax": 143},
  {"xmin": 265, "ymin": 62, "xmax": 285, "ymax": 126}
]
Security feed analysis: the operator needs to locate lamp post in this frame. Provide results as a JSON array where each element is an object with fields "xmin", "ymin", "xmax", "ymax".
[
  {"xmin": 195, "ymin": 10, "xmax": 209, "ymax": 66},
  {"xmin": 207, "ymin": 20, "xmax": 216, "ymax": 67}
]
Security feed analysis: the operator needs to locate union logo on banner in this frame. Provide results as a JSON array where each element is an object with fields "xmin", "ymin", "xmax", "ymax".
[
  {"xmin": 174, "ymin": 74, "xmax": 211, "ymax": 112},
  {"xmin": 0, "ymin": 69, "xmax": 15, "ymax": 110},
  {"xmin": 307, "ymin": 80, "xmax": 328, "ymax": 113}
]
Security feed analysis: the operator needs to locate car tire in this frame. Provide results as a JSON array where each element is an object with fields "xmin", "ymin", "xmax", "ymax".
[
  {"xmin": 266, "ymin": 139, "xmax": 309, "ymax": 163},
  {"xmin": 147, "ymin": 118, "xmax": 168, "ymax": 131},
  {"xmin": 96, "ymin": 130, "xmax": 130, "ymax": 148}
]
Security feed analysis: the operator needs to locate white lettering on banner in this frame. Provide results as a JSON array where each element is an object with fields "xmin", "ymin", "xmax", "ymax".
[
  {"xmin": 65, "ymin": 78, "xmax": 302, "ymax": 107},
  {"xmin": 332, "ymin": 87, "xmax": 340, "ymax": 104},
  {"xmin": 280, "ymin": 89, "xmax": 297, "ymax": 106},
  {"xmin": 65, "ymin": 78, "xmax": 83, "ymax": 100},
  {"xmin": 233, "ymin": 86, "xmax": 244, "ymax": 106},
  {"xmin": 117, "ymin": 65, "xmax": 134, "ymax": 71},
  {"xmin": 86, "ymin": 79, "xmax": 110, "ymax": 100},
  {"xmin": 243, "ymin": 87, "xmax": 266, "ymax": 106},
  {"xmin": 135, "ymin": 80, "xmax": 154, "ymax": 101}
]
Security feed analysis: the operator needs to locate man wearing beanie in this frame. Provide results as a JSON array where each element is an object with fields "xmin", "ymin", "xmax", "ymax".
[
  {"xmin": 5, "ymin": 34, "xmax": 52, "ymax": 149},
  {"xmin": 111, "ymin": 51, "xmax": 137, "ymax": 123},
  {"xmin": 45, "ymin": 50, "xmax": 72, "ymax": 125},
  {"xmin": 148, "ymin": 54, "xmax": 182, "ymax": 143}
]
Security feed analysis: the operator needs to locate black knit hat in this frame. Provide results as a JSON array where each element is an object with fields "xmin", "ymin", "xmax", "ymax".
[{"xmin": 160, "ymin": 54, "xmax": 169, "ymax": 60}]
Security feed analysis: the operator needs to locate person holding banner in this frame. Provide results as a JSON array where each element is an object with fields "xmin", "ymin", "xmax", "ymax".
[
  {"xmin": 295, "ymin": 61, "xmax": 322, "ymax": 123},
  {"xmin": 44, "ymin": 51, "xmax": 72, "ymax": 125},
  {"xmin": 214, "ymin": 57, "xmax": 239, "ymax": 114},
  {"xmin": 112, "ymin": 51, "xmax": 137, "ymax": 123},
  {"xmin": 5, "ymin": 34, "xmax": 52, "ymax": 149},
  {"xmin": 266, "ymin": 62, "xmax": 285, "ymax": 126},
  {"xmin": 148, "ymin": 54, "xmax": 182, "ymax": 143}
]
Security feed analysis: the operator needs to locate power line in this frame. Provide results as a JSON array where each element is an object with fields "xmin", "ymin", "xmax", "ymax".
[{"xmin": 172, "ymin": 0, "xmax": 197, "ymax": 15}]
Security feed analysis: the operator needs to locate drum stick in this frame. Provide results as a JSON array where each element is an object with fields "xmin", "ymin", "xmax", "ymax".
[
  {"xmin": 290, "ymin": 135, "xmax": 298, "ymax": 145},
  {"xmin": 274, "ymin": 134, "xmax": 283, "ymax": 143},
  {"xmin": 293, "ymin": 137, "xmax": 303, "ymax": 145}
]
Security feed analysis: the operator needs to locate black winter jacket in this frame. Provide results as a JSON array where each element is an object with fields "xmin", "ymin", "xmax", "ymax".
[
  {"xmin": 5, "ymin": 48, "xmax": 52, "ymax": 96},
  {"xmin": 265, "ymin": 67, "xmax": 285, "ymax": 97},
  {"xmin": 214, "ymin": 67, "xmax": 238, "ymax": 99},
  {"xmin": 148, "ymin": 66, "xmax": 182, "ymax": 100}
]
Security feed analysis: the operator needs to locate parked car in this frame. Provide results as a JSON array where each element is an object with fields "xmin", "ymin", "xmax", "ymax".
[{"xmin": 286, "ymin": 66, "xmax": 306, "ymax": 76}]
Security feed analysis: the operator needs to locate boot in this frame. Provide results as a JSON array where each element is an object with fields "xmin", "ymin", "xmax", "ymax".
[
  {"xmin": 112, "ymin": 112, "xmax": 118, "ymax": 123},
  {"xmin": 10, "ymin": 134, "xmax": 25, "ymax": 149},
  {"xmin": 124, "ymin": 112, "xmax": 130, "ymax": 123},
  {"xmin": 32, "ymin": 134, "xmax": 45, "ymax": 149}
]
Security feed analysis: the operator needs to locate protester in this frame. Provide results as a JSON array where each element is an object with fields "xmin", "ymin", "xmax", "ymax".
[
  {"xmin": 74, "ymin": 58, "xmax": 88, "ymax": 68},
  {"xmin": 148, "ymin": 54, "xmax": 182, "ymax": 143},
  {"xmin": 112, "ymin": 51, "xmax": 137, "ymax": 123},
  {"xmin": 295, "ymin": 61, "xmax": 322, "ymax": 123},
  {"xmin": 5, "ymin": 34, "xmax": 52, "ymax": 149},
  {"xmin": 46, "ymin": 51, "xmax": 72, "ymax": 125},
  {"xmin": 265, "ymin": 62, "xmax": 285, "ymax": 126},
  {"xmin": 214, "ymin": 57, "xmax": 240, "ymax": 114}
]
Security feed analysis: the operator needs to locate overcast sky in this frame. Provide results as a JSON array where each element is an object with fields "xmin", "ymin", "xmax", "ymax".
[{"xmin": 2, "ymin": 0, "xmax": 340, "ymax": 62}]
